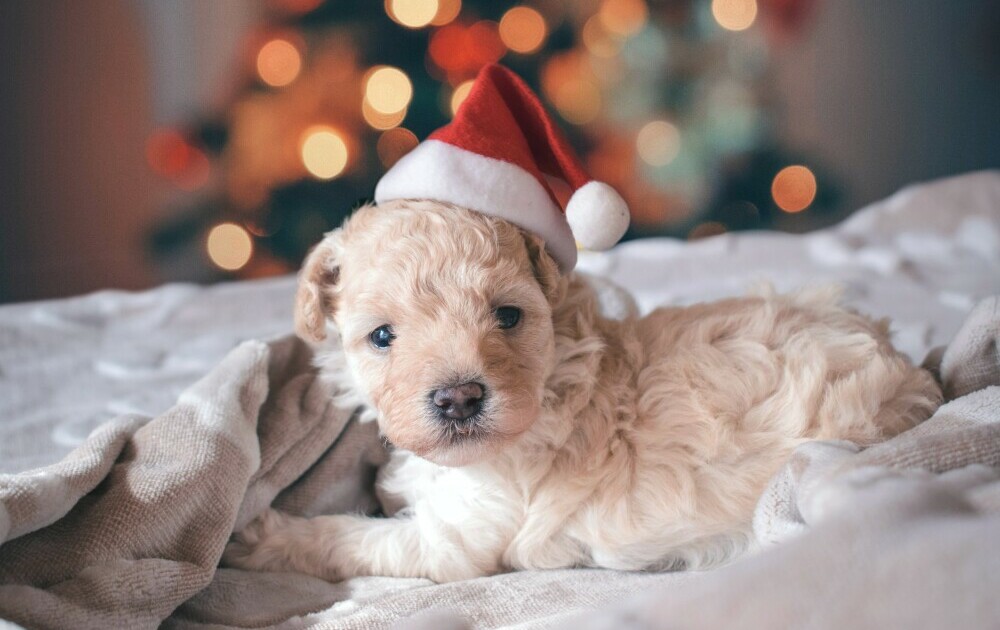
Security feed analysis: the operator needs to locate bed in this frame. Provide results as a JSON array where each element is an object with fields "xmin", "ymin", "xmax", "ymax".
[{"xmin": 1, "ymin": 171, "xmax": 998, "ymax": 629}]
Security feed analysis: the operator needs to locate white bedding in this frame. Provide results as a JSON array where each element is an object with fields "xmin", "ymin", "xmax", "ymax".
[{"xmin": 2, "ymin": 170, "xmax": 999, "ymax": 474}]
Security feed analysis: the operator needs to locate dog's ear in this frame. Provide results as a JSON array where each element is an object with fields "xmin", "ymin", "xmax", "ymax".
[
  {"xmin": 522, "ymin": 231, "xmax": 565, "ymax": 306},
  {"xmin": 295, "ymin": 235, "xmax": 341, "ymax": 342}
]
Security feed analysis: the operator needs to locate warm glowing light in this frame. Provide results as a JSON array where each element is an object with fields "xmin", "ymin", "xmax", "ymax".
[
  {"xmin": 552, "ymin": 80, "xmax": 601, "ymax": 124},
  {"xmin": 429, "ymin": 24, "xmax": 466, "ymax": 72},
  {"xmin": 377, "ymin": 128, "xmax": 419, "ymax": 167},
  {"xmin": 450, "ymin": 80, "xmax": 474, "ymax": 116},
  {"xmin": 598, "ymin": 0, "xmax": 648, "ymax": 37},
  {"xmin": 711, "ymin": 0, "xmax": 758, "ymax": 32},
  {"xmin": 256, "ymin": 39, "xmax": 302, "ymax": 87},
  {"xmin": 541, "ymin": 53, "xmax": 602, "ymax": 124},
  {"xmin": 365, "ymin": 66, "xmax": 413, "ymax": 115},
  {"xmin": 362, "ymin": 99, "xmax": 407, "ymax": 130},
  {"xmin": 582, "ymin": 15, "xmax": 620, "ymax": 58},
  {"xmin": 636, "ymin": 121, "xmax": 681, "ymax": 166},
  {"xmin": 146, "ymin": 130, "xmax": 192, "ymax": 177},
  {"xmin": 771, "ymin": 165, "xmax": 817, "ymax": 213},
  {"xmin": 431, "ymin": 0, "xmax": 461, "ymax": 25},
  {"xmin": 207, "ymin": 223, "xmax": 253, "ymax": 271},
  {"xmin": 388, "ymin": 0, "xmax": 439, "ymax": 28},
  {"xmin": 300, "ymin": 126, "xmax": 349, "ymax": 179},
  {"xmin": 146, "ymin": 129, "xmax": 211, "ymax": 189},
  {"xmin": 428, "ymin": 21, "xmax": 505, "ymax": 75},
  {"xmin": 499, "ymin": 6, "xmax": 547, "ymax": 54}
]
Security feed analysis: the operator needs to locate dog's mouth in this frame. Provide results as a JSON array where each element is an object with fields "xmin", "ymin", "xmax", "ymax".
[
  {"xmin": 438, "ymin": 412, "xmax": 490, "ymax": 443},
  {"xmin": 420, "ymin": 412, "xmax": 507, "ymax": 467}
]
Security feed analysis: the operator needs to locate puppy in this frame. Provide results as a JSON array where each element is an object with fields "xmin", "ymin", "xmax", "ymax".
[{"xmin": 224, "ymin": 200, "xmax": 941, "ymax": 582}]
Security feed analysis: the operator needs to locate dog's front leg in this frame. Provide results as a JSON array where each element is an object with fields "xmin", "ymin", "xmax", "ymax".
[{"xmin": 223, "ymin": 508, "xmax": 499, "ymax": 582}]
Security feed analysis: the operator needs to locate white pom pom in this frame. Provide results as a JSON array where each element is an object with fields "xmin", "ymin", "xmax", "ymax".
[{"xmin": 565, "ymin": 181, "xmax": 630, "ymax": 251}]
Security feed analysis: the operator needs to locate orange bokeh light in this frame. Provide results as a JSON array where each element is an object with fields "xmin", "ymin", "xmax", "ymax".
[
  {"xmin": 377, "ymin": 128, "xmax": 419, "ymax": 168},
  {"xmin": 542, "ymin": 53, "xmax": 602, "ymax": 125},
  {"xmin": 362, "ymin": 99, "xmax": 408, "ymax": 130},
  {"xmin": 771, "ymin": 165, "xmax": 817, "ymax": 213},
  {"xmin": 146, "ymin": 129, "xmax": 211, "ymax": 189},
  {"xmin": 582, "ymin": 15, "xmax": 620, "ymax": 58},
  {"xmin": 598, "ymin": 0, "xmax": 649, "ymax": 37},
  {"xmin": 207, "ymin": 223, "xmax": 253, "ymax": 271},
  {"xmin": 387, "ymin": 0, "xmax": 439, "ymax": 28},
  {"xmin": 450, "ymin": 80, "xmax": 474, "ymax": 116},
  {"xmin": 429, "ymin": 21, "xmax": 505, "ymax": 77},
  {"xmin": 636, "ymin": 120, "xmax": 681, "ymax": 166},
  {"xmin": 300, "ymin": 126, "xmax": 349, "ymax": 179},
  {"xmin": 552, "ymin": 80, "xmax": 601, "ymax": 124},
  {"xmin": 499, "ymin": 7, "xmax": 547, "ymax": 54},
  {"xmin": 711, "ymin": 0, "xmax": 758, "ymax": 31},
  {"xmin": 146, "ymin": 130, "xmax": 192, "ymax": 178},
  {"xmin": 256, "ymin": 38, "xmax": 302, "ymax": 87},
  {"xmin": 431, "ymin": 0, "xmax": 462, "ymax": 25},
  {"xmin": 364, "ymin": 66, "xmax": 413, "ymax": 115}
]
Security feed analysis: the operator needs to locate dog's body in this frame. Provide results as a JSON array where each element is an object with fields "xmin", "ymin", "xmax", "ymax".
[{"xmin": 224, "ymin": 201, "xmax": 941, "ymax": 582}]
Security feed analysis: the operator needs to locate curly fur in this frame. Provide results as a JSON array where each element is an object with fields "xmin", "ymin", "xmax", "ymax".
[{"xmin": 224, "ymin": 200, "xmax": 942, "ymax": 582}]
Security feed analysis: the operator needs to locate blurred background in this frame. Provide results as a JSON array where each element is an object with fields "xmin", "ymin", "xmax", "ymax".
[{"xmin": 0, "ymin": 0, "xmax": 997, "ymax": 303}]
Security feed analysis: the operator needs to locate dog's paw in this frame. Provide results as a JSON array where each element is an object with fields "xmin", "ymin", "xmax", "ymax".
[{"xmin": 221, "ymin": 508, "xmax": 297, "ymax": 573}]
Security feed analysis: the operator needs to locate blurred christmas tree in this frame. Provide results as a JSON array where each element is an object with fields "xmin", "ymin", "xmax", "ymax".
[{"xmin": 147, "ymin": 0, "xmax": 833, "ymax": 280}]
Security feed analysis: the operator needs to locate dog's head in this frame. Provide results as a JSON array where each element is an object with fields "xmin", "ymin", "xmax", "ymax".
[{"xmin": 296, "ymin": 200, "xmax": 565, "ymax": 466}]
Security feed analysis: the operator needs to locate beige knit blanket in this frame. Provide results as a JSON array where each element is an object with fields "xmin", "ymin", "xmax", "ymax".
[{"xmin": 1, "ymin": 297, "xmax": 998, "ymax": 629}]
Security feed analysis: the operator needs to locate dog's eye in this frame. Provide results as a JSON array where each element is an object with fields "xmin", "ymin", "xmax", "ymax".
[
  {"xmin": 369, "ymin": 325, "xmax": 395, "ymax": 349},
  {"xmin": 495, "ymin": 306, "xmax": 521, "ymax": 330}
]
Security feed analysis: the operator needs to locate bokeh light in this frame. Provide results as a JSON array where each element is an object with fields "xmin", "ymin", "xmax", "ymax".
[
  {"xmin": 207, "ymin": 223, "xmax": 253, "ymax": 271},
  {"xmin": 598, "ymin": 0, "xmax": 649, "ymax": 37},
  {"xmin": 146, "ymin": 129, "xmax": 193, "ymax": 178},
  {"xmin": 362, "ymin": 99, "xmax": 408, "ymax": 130},
  {"xmin": 387, "ymin": 0, "xmax": 439, "ymax": 28},
  {"xmin": 430, "ymin": 0, "xmax": 461, "ymax": 25},
  {"xmin": 256, "ymin": 39, "xmax": 302, "ymax": 87},
  {"xmin": 377, "ymin": 128, "xmax": 420, "ymax": 168},
  {"xmin": 582, "ymin": 15, "xmax": 620, "ymax": 58},
  {"xmin": 450, "ymin": 80, "xmax": 474, "ymax": 115},
  {"xmin": 711, "ymin": 0, "xmax": 758, "ymax": 32},
  {"xmin": 300, "ymin": 126, "xmax": 349, "ymax": 179},
  {"xmin": 146, "ymin": 129, "xmax": 211, "ymax": 189},
  {"xmin": 636, "ymin": 121, "xmax": 681, "ymax": 166},
  {"xmin": 365, "ymin": 66, "xmax": 413, "ymax": 115},
  {"xmin": 428, "ymin": 21, "xmax": 505, "ymax": 77},
  {"xmin": 552, "ymin": 80, "xmax": 601, "ymax": 124},
  {"xmin": 499, "ymin": 7, "xmax": 547, "ymax": 54},
  {"xmin": 771, "ymin": 165, "xmax": 817, "ymax": 213},
  {"xmin": 543, "ymin": 55, "xmax": 602, "ymax": 125}
]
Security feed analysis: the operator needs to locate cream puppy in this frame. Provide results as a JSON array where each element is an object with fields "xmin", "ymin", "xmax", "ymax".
[{"xmin": 223, "ymin": 200, "xmax": 941, "ymax": 582}]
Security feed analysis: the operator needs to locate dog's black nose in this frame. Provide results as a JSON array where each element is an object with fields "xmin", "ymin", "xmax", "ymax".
[{"xmin": 432, "ymin": 382, "xmax": 485, "ymax": 421}]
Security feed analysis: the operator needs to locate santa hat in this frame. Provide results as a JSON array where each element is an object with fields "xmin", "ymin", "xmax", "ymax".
[{"xmin": 374, "ymin": 63, "xmax": 630, "ymax": 272}]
